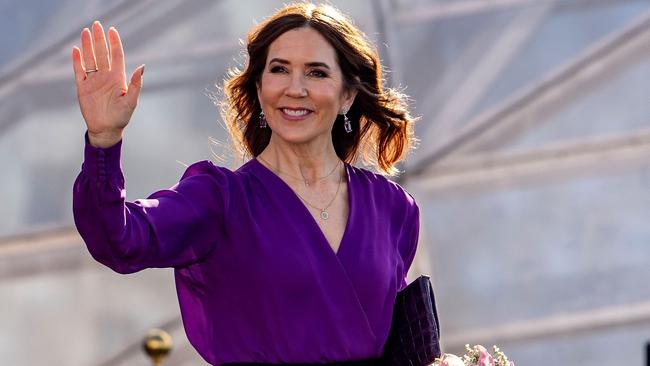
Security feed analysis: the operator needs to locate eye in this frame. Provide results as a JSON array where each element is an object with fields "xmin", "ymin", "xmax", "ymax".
[
  {"xmin": 270, "ymin": 65, "xmax": 286, "ymax": 73},
  {"xmin": 308, "ymin": 69, "xmax": 328, "ymax": 78}
]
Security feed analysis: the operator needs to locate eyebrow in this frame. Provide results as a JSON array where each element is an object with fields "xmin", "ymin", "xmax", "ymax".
[{"xmin": 268, "ymin": 58, "xmax": 331, "ymax": 70}]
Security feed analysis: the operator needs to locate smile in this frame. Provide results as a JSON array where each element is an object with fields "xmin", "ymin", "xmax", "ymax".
[{"xmin": 280, "ymin": 108, "xmax": 313, "ymax": 120}]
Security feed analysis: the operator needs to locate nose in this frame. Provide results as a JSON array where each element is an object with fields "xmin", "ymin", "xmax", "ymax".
[{"xmin": 284, "ymin": 74, "xmax": 308, "ymax": 98}]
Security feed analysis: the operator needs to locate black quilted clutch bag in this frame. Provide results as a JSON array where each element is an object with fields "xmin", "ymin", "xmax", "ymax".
[{"xmin": 383, "ymin": 275, "xmax": 442, "ymax": 365}]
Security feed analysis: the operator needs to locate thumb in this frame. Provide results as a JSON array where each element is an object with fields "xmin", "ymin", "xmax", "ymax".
[{"xmin": 126, "ymin": 64, "xmax": 145, "ymax": 107}]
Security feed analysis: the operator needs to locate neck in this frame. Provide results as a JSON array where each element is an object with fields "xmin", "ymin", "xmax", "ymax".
[{"xmin": 257, "ymin": 133, "xmax": 342, "ymax": 187}]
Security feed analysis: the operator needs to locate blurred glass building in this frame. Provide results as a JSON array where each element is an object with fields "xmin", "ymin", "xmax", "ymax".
[{"xmin": 1, "ymin": 0, "xmax": 649, "ymax": 365}]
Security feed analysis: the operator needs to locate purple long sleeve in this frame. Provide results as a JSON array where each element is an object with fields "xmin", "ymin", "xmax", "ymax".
[
  {"xmin": 73, "ymin": 133, "xmax": 228, "ymax": 273},
  {"xmin": 72, "ymin": 132, "xmax": 420, "ymax": 365}
]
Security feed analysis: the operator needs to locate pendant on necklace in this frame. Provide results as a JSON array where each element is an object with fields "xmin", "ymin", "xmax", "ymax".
[{"xmin": 320, "ymin": 210, "xmax": 329, "ymax": 220}]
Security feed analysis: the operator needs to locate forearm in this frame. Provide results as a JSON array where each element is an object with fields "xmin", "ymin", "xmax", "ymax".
[
  {"xmin": 72, "ymin": 133, "xmax": 147, "ymax": 273},
  {"xmin": 72, "ymin": 132, "xmax": 226, "ymax": 273}
]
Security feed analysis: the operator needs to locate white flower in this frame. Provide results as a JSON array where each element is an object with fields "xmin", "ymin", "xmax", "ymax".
[{"xmin": 433, "ymin": 353, "xmax": 465, "ymax": 366}]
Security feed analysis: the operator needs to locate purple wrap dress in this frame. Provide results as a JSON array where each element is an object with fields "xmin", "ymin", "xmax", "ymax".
[{"xmin": 73, "ymin": 133, "xmax": 420, "ymax": 365}]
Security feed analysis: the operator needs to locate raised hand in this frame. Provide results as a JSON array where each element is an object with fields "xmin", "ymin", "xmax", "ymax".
[{"xmin": 72, "ymin": 21, "xmax": 145, "ymax": 148}]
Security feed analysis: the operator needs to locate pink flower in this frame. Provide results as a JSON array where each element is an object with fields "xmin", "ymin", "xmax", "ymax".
[{"xmin": 476, "ymin": 345, "xmax": 495, "ymax": 366}]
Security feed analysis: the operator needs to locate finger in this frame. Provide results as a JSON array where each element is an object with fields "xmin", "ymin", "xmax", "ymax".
[
  {"xmin": 126, "ymin": 64, "xmax": 145, "ymax": 108},
  {"xmin": 80, "ymin": 28, "xmax": 97, "ymax": 71},
  {"xmin": 92, "ymin": 21, "xmax": 110, "ymax": 71},
  {"xmin": 107, "ymin": 27, "xmax": 126, "ymax": 77},
  {"xmin": 71, "ymin": 46, "xmax": 86, "ymax": 84}
]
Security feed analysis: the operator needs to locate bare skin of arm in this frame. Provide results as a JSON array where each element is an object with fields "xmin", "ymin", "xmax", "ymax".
[{"xmin": 71, "ymin": 20, "xmax": 145, "ymax": 148}]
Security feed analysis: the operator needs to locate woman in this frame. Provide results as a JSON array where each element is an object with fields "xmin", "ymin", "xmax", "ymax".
[{"xmin": 72, "ymin": 3, "xmax": 420, "ymax": 365}]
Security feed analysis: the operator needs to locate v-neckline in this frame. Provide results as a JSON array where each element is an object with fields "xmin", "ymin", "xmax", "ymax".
[{"xmin": 252, "ymin": 157, "xmax": 353, "ymax": 258}]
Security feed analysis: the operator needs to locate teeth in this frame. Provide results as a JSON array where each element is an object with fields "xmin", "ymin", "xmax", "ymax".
[{"xmin": 282, "ymin": 108, "xmax": 310, "ymax": 116}]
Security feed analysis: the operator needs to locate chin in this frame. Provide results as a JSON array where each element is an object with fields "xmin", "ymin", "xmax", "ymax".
[{"xmin": 270, "ymin": 126, "xmax": 328, "ymax": 146}]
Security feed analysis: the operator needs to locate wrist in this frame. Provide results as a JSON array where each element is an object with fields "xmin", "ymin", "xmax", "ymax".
[{"xmin": 88, "ymin": 129, "xmax": 123, "ymax": 148}]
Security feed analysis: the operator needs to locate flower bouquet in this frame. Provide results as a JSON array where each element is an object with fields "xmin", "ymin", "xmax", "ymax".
[{"xmin": 433, "ymin": 344, "xmax": 514, "ymax": 366}]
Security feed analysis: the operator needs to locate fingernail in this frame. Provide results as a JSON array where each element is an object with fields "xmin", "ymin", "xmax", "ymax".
[{"xmin": 141, "ymin": 65, "xmax": 145, "ymax": 76}]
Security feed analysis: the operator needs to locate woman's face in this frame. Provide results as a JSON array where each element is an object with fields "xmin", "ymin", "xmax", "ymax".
[{"xmin": 257, "ymin": 26, "xmax": 356, "ymax": 147}]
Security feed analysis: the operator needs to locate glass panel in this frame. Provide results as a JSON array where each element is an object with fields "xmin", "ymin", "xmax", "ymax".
[
  {"xmin": 0, "ymin": 250, "xmax": 187, "ymax": 365},
  {"xmin": 412, "ymin": 162, "xmax": 650, "ymax": 365},
  {"xmin": 396, "ymin": 8, "xmax": 519, "ymax": 136},
  {"xmin": 0, "ymin": 0, "xmax": 75, "ymax": 67},
  {"xmin": 392, "ymin": 0, "xmax": 650, "ymax": 154},
  {"xmin": 466, "ymin": 1, "xmax": 650, "ymax": 122},
  {"xmin": 498, "ymin": 52, "xmax": 650, "ymax": 153}
]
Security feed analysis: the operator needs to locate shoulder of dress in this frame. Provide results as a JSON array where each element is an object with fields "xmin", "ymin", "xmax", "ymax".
[
  {"xmin": 178, "ymin": 160, "xmax": 250, "ymax": 183},
  {"xmin": 348, "ymin": 164, "xmax": 418, "ymax": 209},
  {"xmin": 182, "ymin": 159, "xmax": 226, "ymax": 175}
]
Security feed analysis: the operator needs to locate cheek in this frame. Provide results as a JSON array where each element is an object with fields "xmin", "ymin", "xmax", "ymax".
[
  {"xmin": 311, "ymin": 84, "xmax": 343, "ymax": 108},
  {"xmin": 259, "ymin": 76, "xmax": 283, "ymax": 101}
]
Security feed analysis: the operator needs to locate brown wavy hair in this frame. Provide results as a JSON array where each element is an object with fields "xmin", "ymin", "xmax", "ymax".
[{"xmin": 221, "ymin": 2, "xmax": 417, "ymax": 175}]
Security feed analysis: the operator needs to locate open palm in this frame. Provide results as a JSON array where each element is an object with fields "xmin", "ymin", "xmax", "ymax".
[{"xmin": 72, "ymin": 21, "xmax": 144, "ymax": 147}]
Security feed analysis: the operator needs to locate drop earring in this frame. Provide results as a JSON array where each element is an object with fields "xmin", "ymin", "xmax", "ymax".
[
  {"xmin": 342, "ymin": 108, "xmax": 352, "ymax": 133},
  {"xmin": 259, "ymin": 110, "xmax": 268, "ymax": 128}
]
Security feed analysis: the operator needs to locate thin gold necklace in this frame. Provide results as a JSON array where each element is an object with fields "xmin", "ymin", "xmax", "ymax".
[
  {"xmin": 257, "ymin": 156, "xmax": 343, "ymax": 220},
  {"xmin": 257, "ymin": 155, "xmax": 341, "ymax": 187},
  {"xmin": 294, "ymin": 169, "xmax": 343, "ymax": 220}
]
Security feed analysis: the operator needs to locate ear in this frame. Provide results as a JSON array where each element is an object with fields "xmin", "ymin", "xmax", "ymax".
[
  {"xmin": 341, "ymin": 87, "xmax": 358, "ymax": 113},
  {"xmin": 256, "ymin": 81, "xmax": 264, "ymax": 110},
  {"xmin": 341, "ymin": 76, "xmax": 359, "ymax": 112}
]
